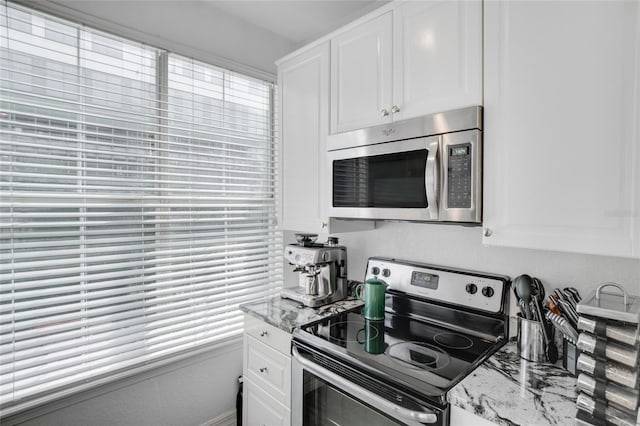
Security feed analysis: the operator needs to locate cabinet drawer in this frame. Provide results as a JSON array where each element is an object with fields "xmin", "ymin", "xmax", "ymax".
[
  {"xmin": 244, "ymin": 314, "xmax": 291, "ymax": 355},
  {"xmin": 243, "ymin": 377, "xmax": 290, "ymax": 426},
  {"xmin": 244, "ymin": 335, "xmax": 291, "ymax": 406}
]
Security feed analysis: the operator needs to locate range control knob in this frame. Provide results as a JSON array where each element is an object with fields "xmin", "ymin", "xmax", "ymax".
[
  {"xmin": 371, "ymin": 266, "xmax": 381, "ymax": 276},
  {"xmin": 482, "ymin": 286, "xmax": 495, "ymax": 298},
  {"xmin": 382, "ymin": 268, "xmax": 391, "ymax": 278},
  {"xmin": 465, "ymin": 283, "xmax": 478, "ymax": 294}
]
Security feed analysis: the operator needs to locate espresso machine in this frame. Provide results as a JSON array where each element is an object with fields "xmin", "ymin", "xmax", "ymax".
[{"xmin": 280, "ymin": 234, "xmax": 348, "ymax": 308}]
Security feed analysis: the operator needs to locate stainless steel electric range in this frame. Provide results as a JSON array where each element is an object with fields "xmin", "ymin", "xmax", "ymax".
[{"xmin": 291, "ymin": 257, "xmax": 510, "ymax": 426}]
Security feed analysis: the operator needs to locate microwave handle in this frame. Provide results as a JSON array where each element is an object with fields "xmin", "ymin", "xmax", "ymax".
[
  {"xmin": 425, "ymin": 139, "xmax": 440, "ymax": 220},
  {"xmin": 292, "ymin": 346, "xmax": 437, "ymax": 425}
]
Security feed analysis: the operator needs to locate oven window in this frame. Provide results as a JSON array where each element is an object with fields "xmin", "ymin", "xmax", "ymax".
[
  {"xmin": 333, "ymin": 150, "xmax": 428, "ymax": 208},
  {"xmin": 302, "ymin": 371, "xmax": 405, "ymax": 426}
]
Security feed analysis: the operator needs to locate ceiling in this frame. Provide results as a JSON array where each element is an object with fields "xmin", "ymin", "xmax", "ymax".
[{"xmin": 200, "ymin": 0, "xmax": 390, "ymax": 46}]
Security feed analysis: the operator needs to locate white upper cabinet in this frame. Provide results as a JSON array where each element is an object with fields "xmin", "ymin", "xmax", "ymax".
[
  {"xmin": 279, "ymin": 43, "xmax": 330, "ymax": 233},
  {"xmin": 278, "ymin": 43, "xmax": 374, "ymax": 234},
  {"xmin": 330, "ymin": 1, "xmax": 482, "ymax": 134},
  {"xmin": 483, "ymin": 1, "xmax": 640, "ymax": 258},
  {"xmin": 330, "ymin": 12, "xmax": 393, "ymax": 134},
  {"xmin": 392, "ymin": 0, "xmax": 482, "ymax": 122}
]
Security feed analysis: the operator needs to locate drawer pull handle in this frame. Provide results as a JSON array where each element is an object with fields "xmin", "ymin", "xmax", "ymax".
[
  {"xmin": 259, "ymin": 330, "xmax": 268, "ymax": 337},
  {"xmin": 259, "ymin": 367, "xmax": 268, "ymax": 373}
]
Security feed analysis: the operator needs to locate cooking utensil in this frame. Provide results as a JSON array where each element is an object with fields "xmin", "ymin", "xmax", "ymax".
[
  {"xmin": 553, "ymin": 294, "xmax": 579, "ymax": 328},
  {"xmin": 532, "ymin": 292, "xmax": 558, "ymax": 363},
  {"xmin": 548, "ymin": 299, "xmax": 562, "ymax": 316},
  {"xmin": 513, "ymin": 274, "xmax": 534, "ymax": 320},
  {"xmin": 563, "ymin": 287, "xmax": 581, "ymax": 305},
  {"xmin": 546, "ymin": 310, "xmax": 579, "ymax": 343},
  {"xmin": 532, "ymin": 277, "xmax": 546, "ymax": 301}
]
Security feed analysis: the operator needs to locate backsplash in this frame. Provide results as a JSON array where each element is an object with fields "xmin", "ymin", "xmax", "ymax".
[{"xmin": 283, "ymin": 223, "xmax": 640, "ymax": 317}]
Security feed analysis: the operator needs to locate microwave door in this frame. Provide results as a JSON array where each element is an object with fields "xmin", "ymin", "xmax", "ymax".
[
  {"xmin": 425, "ymin": 138, "xmax": 440, "ymax": 221},
  {"xmin": 328, "ymin": 135, "xmax": 441, "ymax": 221}
]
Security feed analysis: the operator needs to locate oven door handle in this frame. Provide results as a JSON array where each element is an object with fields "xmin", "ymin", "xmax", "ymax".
[
  {"xmin": 425, "ymin": 138, "xmax": 440, "ymax": 220},
  {"xmin": 292, "ymin": 346, "xmax": 438, "ymax": 425}
]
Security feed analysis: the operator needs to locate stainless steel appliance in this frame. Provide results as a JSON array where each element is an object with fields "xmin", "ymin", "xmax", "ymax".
[
  {"xmin": 327, "ymin": 106, "xmax": 482, "ymax": 224},
  {"xmin": 280, "ymin": 234, "xmax": 348, "ymax": 308},
  {"xmin": 291, "ymin": 257, "xmax": 510, "ymax": 425}
]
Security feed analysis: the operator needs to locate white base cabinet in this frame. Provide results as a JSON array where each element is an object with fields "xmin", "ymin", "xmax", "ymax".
[
  {"xmin": 242, "ymin": 315, "xmax": 292, "ymax": 426},
  {"xmin": 244, "ymin": 379, "xmax": 290, "ymax": 426},
  {"xmin": 482, "ymin": 0, "xmax": 640, "ymax": 258}
]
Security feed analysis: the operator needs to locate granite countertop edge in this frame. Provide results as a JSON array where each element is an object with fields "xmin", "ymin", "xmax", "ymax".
[
  {"xmin": 240, "ymin": 297, "xmax": 578, "ymax": 426},
  {"xmin": 240, "ymin": 295, "xmax": 363, "ymax": 334},
  {"xmin": 448, "ymin": 340, "xmax": 578, "ymax": 426}
]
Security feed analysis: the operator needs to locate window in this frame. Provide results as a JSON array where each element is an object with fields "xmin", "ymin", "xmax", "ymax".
[{"xmin": 0, "ymin": 1, "xmax": 282, "ymax": 416}]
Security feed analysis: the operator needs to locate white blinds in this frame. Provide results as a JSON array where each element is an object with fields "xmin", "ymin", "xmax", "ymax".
[{"xmin": 0, "ymin": 1, "xmax": 282, "ymax": 416}]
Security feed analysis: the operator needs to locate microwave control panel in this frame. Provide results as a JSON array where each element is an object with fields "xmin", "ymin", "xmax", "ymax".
[{"xmin": 447, "ymin": 143, "xmax": 472, "ymax": 208}]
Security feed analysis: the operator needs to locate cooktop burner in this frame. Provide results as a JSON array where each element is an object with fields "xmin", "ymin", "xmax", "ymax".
[
  {"xmin": 326, "ymin": 320, "xmax": 380, "ymax": 343},
  {"xmin": 298, "ymin": 302, "xmax": 502, "ymax": 398},
  {"xmin": 387, "ymin": 342, "xmax": 451, "ymax": 370},
  {"xmin": 433, "ymin": 332, "xmax": 474, "ymax": 350}
]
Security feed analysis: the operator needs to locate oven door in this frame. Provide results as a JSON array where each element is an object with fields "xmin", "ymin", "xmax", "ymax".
[
  {"xmin": 291, "ymin": 345, "xmax": 444, "ymax": 426},
  {"xmin": 327, "ymin": 136, "xmax": 441, "ymax": 222}
]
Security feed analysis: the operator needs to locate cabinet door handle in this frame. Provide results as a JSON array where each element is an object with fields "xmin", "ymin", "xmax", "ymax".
[
  {"xmin": 259, "ymin": 330, "xmax": 268, "ymax": 337},
  {"xmin": 321, "ymin": 221, "xmax": 327, "ymax": 229},
  {"xmin": 391, "ymin": 105, "xmax": 400, "ymax": 114},
  {"xmin": 484, "ymin": 228, "xmax": 493, "ymax": 237},
  {"xmin": 259, "ymin": 367, "xmax": 268, "ymax": 373},
  {"xmin": 380, "ymin": 109, "xmax": 389, "ymax": 117}
]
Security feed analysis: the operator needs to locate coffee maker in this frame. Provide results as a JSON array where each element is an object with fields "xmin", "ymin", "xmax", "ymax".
[{"xmin": 280, "ymin": 234, "xmax": 347, "ymax": 308}]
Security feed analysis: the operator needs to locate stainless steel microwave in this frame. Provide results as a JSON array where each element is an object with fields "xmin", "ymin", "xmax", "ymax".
[{"xmin": 327, "ymin": 106, "xmax": 482, "ymax": 224}]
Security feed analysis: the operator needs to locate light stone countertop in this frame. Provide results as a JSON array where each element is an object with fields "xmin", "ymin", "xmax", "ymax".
[
  {"xmin": 239, "ymin": 295, "xmax": 363, "ymax": 333},
  {"xmin": 448, "ymin": 341, "xmax": 578, "ymax": 426},
  {"xmin": 240, "ymin": 297, "xmax": 578, "ymax": 426}
]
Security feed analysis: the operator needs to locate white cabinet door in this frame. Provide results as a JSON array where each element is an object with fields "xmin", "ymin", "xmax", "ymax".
[
  {"xmin": 483, "ymin": 1, "xmax": 640, "ymax": 258},
  {"xmin": 392, "ymin": 0, "xmax": 482, "ymax": 122},
  {"xmin": 279, "ymin": 43, "xmax": 330, "ymax": 233},
  {"xmin": 279, "ymin": 44, "xmax": 375, "ymax": 234},
  {"xmin": 331, "ymin": 12, "xmax": 393, "ymax": 134},
  {"xmin": 243, "ymin": 378, "xmax": 290, "ymax": 426}
]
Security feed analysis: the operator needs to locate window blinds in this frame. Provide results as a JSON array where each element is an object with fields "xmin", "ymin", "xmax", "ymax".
[{"xmin": 0, "ymin": 2, "xmax": 282, "ymax": 415}]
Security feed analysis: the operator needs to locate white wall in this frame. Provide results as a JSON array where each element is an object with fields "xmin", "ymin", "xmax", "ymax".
[
  {"xmin": 284, "ymin": 224, "xmax": 640, "ymax": 315},
  {"xmin": 8, "ymin": 341, "xmax": 242, "ymax": 426},
  {"xmin": 22, "ymin": 0, "xmax": 298, "ymax": 79}
]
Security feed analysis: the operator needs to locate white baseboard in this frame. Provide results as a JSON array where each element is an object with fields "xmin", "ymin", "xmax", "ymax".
[{"xmin": 201, "ymin": 409, "xmax": 236, "ymax": 426}]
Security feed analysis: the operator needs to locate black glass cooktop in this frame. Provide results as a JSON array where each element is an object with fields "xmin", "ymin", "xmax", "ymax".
[{"xmin": 294, "ymin": 297, "xmax": 506, "ymax": 400}]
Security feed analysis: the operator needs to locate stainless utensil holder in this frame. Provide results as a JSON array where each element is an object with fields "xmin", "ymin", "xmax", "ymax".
[{"xmin": 517, "ymin": 314, "xmax": 546, "ymax": 362}]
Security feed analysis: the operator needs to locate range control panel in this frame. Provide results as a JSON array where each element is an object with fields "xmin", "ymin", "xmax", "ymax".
[
  {"xmin": 447, "ymin": 143, "xmax": 472, "ymax": 208},
  {"xmin": 365, "ymin": 258, "xmax": 509, "ymax": 314}
]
